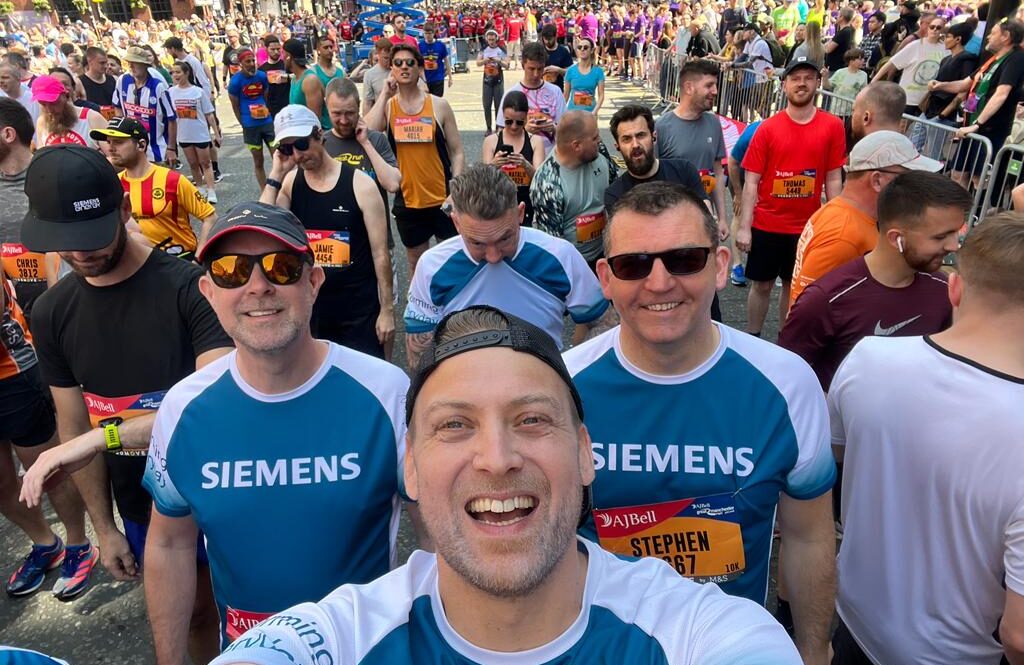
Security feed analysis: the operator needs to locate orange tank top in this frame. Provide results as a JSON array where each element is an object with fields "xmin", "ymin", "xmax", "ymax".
[{"xmin": 388, "ymin": 95, "xmax": 448, "ymax": 209}]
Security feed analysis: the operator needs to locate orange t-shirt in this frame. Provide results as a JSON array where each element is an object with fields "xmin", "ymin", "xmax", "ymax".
[{"xmin": 790, "ymin": 197, "xmax": 877, "ymax": 308}]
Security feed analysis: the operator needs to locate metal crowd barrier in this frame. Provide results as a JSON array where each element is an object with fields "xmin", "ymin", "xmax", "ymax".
[
  {"xmin": 978, "ymin": 142, "xmax": 1024, "ymax": 219},
  {"xmin": 714, "ymin": 66, "xmax": 781, "ymax": 123},
  {"xmin": 450, "ymin": 37, "xmax": 471, "ymax": 74}
]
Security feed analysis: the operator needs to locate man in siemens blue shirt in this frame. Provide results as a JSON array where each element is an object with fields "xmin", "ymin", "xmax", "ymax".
[
  {"xmin": 418, "ymin": 23, "xmax": 452, "ymax": 98},
  {"xmin": 142, "ymin": 202, "xmax": 409, "ymax": 659},
  {"xmin": 564, "ymin": 182, "xmax": 836, "ymax": 665},
  {"xmin": 210, "ymin": 306, "xmax": 802, "ymax": 665},
  {"xmin": 404, "ymin": 164, "xmax": 610, "ymax": 369}
]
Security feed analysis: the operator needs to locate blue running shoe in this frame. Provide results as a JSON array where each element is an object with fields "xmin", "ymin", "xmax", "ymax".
[
  {"xmin": 53, "ymin": 542, "xmax": 98, "ymax": 601},
  {"xmin": 730, "ymin": 264, "xmax": 747, "ymax": 287},
  {"xmin": 6, "ymin": 537, "xmax": 64, "ymax": 597}
]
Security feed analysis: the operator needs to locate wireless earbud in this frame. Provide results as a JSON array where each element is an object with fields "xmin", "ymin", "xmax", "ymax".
[{"xmin": 897, "ymin": 236, "xmax": 905, "ymax": 254}]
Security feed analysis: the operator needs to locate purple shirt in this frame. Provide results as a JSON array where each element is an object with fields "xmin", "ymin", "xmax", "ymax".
[
  {"xmin": 634, "ymin": 14, "xmax": 649, "ymax": 43},
  {"xmin": 580, "ymin": 12, "xmax": 599, "ymax": 40},
  {"xmin": 609, "ymin": 16, "xmax": 624, "ymax": 41},
  {"xmin": 652, "ymin": 15, "xmax": 666, "ymax": 43},
  {"xmin": 778, "ymin": 257, "xmax": 952, "ymax": 391}
]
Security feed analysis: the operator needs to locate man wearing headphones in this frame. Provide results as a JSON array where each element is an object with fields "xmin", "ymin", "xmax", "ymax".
[{"xmin": 91, "ymin": 117, "xmax": 217, "ymax": 261}]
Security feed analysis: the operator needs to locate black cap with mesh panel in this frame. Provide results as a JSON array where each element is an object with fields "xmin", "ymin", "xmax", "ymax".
[{"xmin": 406, "ymin": 306, "xmax": 585, "ymax": 426}]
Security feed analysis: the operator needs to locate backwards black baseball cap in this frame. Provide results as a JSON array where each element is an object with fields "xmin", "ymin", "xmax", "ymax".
[
  {"xmin": 406, "ymin": 306, "xmax": 584, "ymax": 426},
  {"xmin": 21, "ymin": 145, "xmax": 126, "ymax": 253},
  {"xmin": 283, "ymin": 38, "xmax": 308, "ymax": 65}
]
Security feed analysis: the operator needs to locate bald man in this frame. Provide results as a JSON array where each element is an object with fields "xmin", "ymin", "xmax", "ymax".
[
  {"xmin": 851, "ymin": 81, "xmax": 906, "ymax": 142},
  {"xmin": 531, "ymin": 110, "xmax": 618, "ymax": 272}
]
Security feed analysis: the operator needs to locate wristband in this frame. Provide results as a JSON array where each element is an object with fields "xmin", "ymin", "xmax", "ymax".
[
  {"xmin": 266, "ymin": 177, "xmax": 283, "ymax": 189},
  {"xmin": 102, "ymin": 421, "xmax": 122, "ymax": 452}
]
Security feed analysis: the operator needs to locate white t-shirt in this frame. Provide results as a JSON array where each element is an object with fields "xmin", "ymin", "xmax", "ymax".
[
  {"xmin": 888, "ymin": 38, "xmax": 949, "ymax": 105},
  {"xmin": 168, "ymin": 84, "xmax": 214, "ymax": 144},
  {"xmin": 829, "ymin": 335, "xmax": 1024, "ymax": 665}
]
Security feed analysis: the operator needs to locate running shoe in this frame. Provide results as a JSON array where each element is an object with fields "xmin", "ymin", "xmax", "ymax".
[
  {"xmin": 730, "ymin": 264, "xmax": 747, "ymax": 287},
  {"xmin": 52, "ymin": 542, "xmax": 98, "ymax": 601},
  {"xmin": 206, "ymin": 190, "xmax": 218, "ymax": 204},
  {"xmin": 214, "ymin": 170, "xmax": 224, "ymax": 183},
  {"xmin": 6, "ymin": 537, "xmax": 64, "ymax": 597}
]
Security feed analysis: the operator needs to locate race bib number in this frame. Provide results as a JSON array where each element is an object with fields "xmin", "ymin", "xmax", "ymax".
[
  {"xmin": 572, "ymin": 90, "xmax": 594, "ymax": 108},
  {"xmin": 543, "ymin": 71, "xmax": 558, "ymax": 83},
  {"xmin": 528, "ymin": 109, "xmax": 551, "ymax": 126},
  {"xmin": 307, "ymin": 230, "xmax": 351, "ymax": 268},
  {"xmin": 393, "ymin": 115, "xmax": 434, "ymax": 143},
  {"xmin": 612, "ymin": 30, "xmax": 624, "ymax": 38},
  {"xmin": 249, "ymin": 104, "xmax": 269, "ymax": 120},
  {"xmin": 502, "ymin": 163, "xmax": 531, "ymax": 186},
  {"xmin": 266, "ymin": 69, "xmax": 289, "ymax": 85},
  {"xmin": 576, "ymin": 211, "xmax": 607, "ymax": 243},
  {"xmin": 484, "ymin": 62, "xmax": 500, "ymax": 77},
  {"xmin": 699, "ymin": 169, "xmax": 716, "ymax": 195},
  {"xmin": 1, "ymin": 243, "xmax": 46, "ymax": 282},
  {"xmin": 83, "ymin": 390, "xmax": 167, "ymax": 456},
  {"xmin": 175, "ymin": 105, "xmax": 198, "ymax": 120},
  {"xmin": 225, "ymin": 606, "xmax": 275, "ymax": 642},
  {"xmin": 100, "ymin": 105, "xmax": 118, "ymax": 120},
  {"xmin": 771, "ymin": 169, "xmax": 816, "ymax": 198},
  {"xmin": 594, "ymin": 494, "xmax": 746, "ymax": 583},
  {"xmin": 424, "ymin": 56, "xmax": 438, "ymax": 70}
]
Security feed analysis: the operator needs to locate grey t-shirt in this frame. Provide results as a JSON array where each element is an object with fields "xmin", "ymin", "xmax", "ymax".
[
  {"xmin": 323, "ymin": 129, "xmax": 397, "ymax": 247},
  {"xmin": 654, "ymin": 110, "xmax": 726, "ymax": 173},
  {"xmin": 362, "ymin": 66, "xmax": 390, "ymax": 108}
]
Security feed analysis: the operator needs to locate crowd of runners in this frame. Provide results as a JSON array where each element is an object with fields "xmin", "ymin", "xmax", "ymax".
[{"xmin": 0, "ymin": 1, "xmax": 1022, "ymax": 664}]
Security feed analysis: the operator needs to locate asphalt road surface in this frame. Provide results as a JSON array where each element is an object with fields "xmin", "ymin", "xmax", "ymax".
[{"xmin": 0, "ymin": 64, "xmax": 784, "ymax": 664}]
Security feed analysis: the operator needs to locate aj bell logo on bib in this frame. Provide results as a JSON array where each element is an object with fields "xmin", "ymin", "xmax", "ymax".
[{"xmin": 73, "ymin": 198, "xmax": 101, "ymax": 213}]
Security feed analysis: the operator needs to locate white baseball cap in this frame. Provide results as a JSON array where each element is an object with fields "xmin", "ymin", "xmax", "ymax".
[
  {"xmin": 847, "ymin": 130, "xmax": 942, "ymax": 173},
  {"xmin": 274, "ymin": 104, "xmax": 321, "ymax": 143}
]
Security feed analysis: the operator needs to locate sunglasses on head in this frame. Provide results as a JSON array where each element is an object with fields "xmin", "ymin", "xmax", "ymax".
[
  {"xmin": 607, "ymin": 247, "xmax": 712, "ymax": 280},
  {"xmin": 392, "ymin": 57, "xmax": 418, "ymax": 67},
  {"xmin": 207, "ymin": 251, "xmax": 311, "ymax": 289},
  {"xmin": 504, "ymin": 117, "xmax": 526, "ymax": 126},
  {"xmin": 276, "ymin": 133, "xmax": 317, "ymax": 155}
]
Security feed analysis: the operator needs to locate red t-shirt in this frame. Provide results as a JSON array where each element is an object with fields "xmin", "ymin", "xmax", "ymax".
[
  {"xmin": 741, "ymin": 110, "xmax": 847, "ymax": 235},
  {"xmin": 555, "ymin": 17, "xmax": 567, "ymax": 37},
  {"xmin": 389, "ymin": 34, "xmax": 418, "ymax": 47},
  {"xmin": 477, "ymin": 14, "xmax": 489, "ymax": 35},
  {"xmin": 507, "ymin": 18, "xmax": 523, "ymax": 41}
]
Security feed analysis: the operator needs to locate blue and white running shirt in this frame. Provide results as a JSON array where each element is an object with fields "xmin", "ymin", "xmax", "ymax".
[
  {"xmin": 143, "ymin": 343, "xmax": 408, "ymax": 643},
  {"xmin": 565, "ymin": 325, "xmax": 835, "ymax": 605},
  {"xmin": 211, "ymin": 538, "xmax": 802, "ymax": 665},
  {"xmin": 403, "ymin": 227, "xmax": 608, "ymax": 348}
]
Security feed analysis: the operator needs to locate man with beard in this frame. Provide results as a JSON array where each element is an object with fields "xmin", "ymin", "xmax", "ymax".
[
  {"xmin": 531, "ymin": 110, "xmax": 617, "ymax": 274},
  {"xmin": 655, "ymin": 60, "xmax": 730, "ymax": 243},
  {"xmin": 221, "ymin": 29, "xmax": 245, "ymax": 91},
  {"xmin": 781, "ymin": 172, "xmax": 967, "ymax": 391},
  {"xmin": 540, "ymin": 23, "xmax": 574, "ymax": 91},
  {"xmin": 737, "ymin": 56, "xmax": 845, "ymax": 337},
  {"xmin": 605, "ymin": 104, "xmax": 708, "ymax": 214},
  {"xmin": 229, "ymin": 49, "xmax": 275, "ymax": 190},
  {"xmin": 31, "ymin": 75, "xmax": 105, "ymax": 148},
  {"xmin": 17, "ymin": 145, "xmax": 232, "ymax": 665},
  {"xmin": 210, "ymin": 306, "xmax": 803, "ymax": 665},
  {"xmin": 260, "ymin": 105, "xmax": 394, "ymax": 359},
  {"xmin": 258, "ymin": 35, "xmax": 290, "ymax": 118},
  {"xmin": 90, "ymin": 117, "xmax": 217, "ymax": 261}
]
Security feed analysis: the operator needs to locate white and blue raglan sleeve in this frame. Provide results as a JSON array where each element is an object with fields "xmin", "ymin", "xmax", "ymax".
[
  {"xmin": 403, "ymin": 255, "xmax": 443, "ymax": 335},
  {"xmin": 211, "ymin": 602, "xmax": 348, "ymax": 665},
  {"xmin": 781, "ymin": 356, "xmax": 836, "ymax": 500},
  {"xmin": 142, "ymin": 396, "xmax": 191, "ymax": 518},
  {"xmin": 563, "ymin": 247, "xmax": 609, "ymax": 324},
  {"xmin": 686, "ymin": 594, "xmax": 802, "ymax": 665}
]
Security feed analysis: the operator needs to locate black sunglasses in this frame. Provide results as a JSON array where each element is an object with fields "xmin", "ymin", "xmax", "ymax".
[
  {"xmin": 607, "ymin": 247, "xmax": 712, "ymax": 280},
  {"xmin": 392, "ymin": 57, "xmax": 418, "ymax": 67},
  {"xmin": 276, "ymin": 133, "xmax": 317, "ymax": 155},
  {"xmin": 207, "ymin": 251, "xmax": 311, "ymax": 289},
  {"xmin": 504, "ymin": 117, "xmax": 526, "ymax": 126}
]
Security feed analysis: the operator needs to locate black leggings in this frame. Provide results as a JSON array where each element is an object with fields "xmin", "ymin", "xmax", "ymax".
[{"xmin": 483, "ymin": 80, "xmax": 503, "ymax": 133}]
